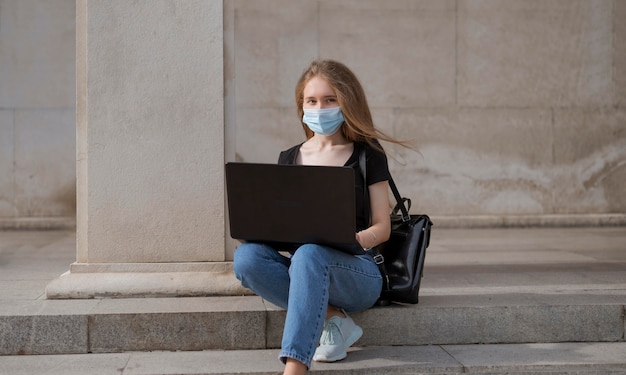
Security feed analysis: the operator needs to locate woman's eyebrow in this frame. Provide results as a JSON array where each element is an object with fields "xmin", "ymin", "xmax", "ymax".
[{"xmin": 304, "ymin": 95, "xmax": 337, "ymax": 99}]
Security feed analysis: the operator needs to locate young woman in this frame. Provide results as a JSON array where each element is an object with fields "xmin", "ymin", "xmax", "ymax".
[{"xmin": 234, "ymin": 59, "xmax": 407, "ymax": 375}]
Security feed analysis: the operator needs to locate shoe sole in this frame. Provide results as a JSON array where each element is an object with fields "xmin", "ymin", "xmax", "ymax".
[{"xmin": 313, "ymin": 325, "xmax": 363, "ymax": 363}]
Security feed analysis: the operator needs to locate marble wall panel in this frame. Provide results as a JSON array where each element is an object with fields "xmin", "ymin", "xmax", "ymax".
[
  {"xmin": 371, "ymin": 107, "xmax": 395, "ymax": 140},
  {"xmin": 0, "ymin": 0, "xmax": 75, "ymax": 222},
  {"xmin": 392, "ymin": 109, "xmax": 554, "ymax": 215},
  {"xmin": 458, "ymin": 0, "xmax": 613, "ymax": 107},
  {"xmin": 319, "ymin": 1, "xmax": 456, "ymax": 108},
  {"xmin": 616, "ymin": 0, "xmax": 626, "ymax": 107},
  {"xmin": 0, "ymin": 0, "xmax": 75, "ymax": 108},
  {"xmin": 320, "ymin": 0, "xmax": 453, "ymax": 11},
  {"xmin": 235, "ymin": 107, "xmax": 305, "ymax": 164},
  {"xmin": 82, "ymin": 0, "xmax": 225, "ymax": 262},
  {"xmin": 13, "ymin": 109, "xmax": 75, "ymax": 217},
  {"xmin": 231, "ymin": 0, "xmax": 624, "ymax": 216},
  {"xmin": 0, "ymin": 110, "xmax": 15, "ymax": 216},
  {"xmin": 2, "ymin": 0, "xmax": 621, "ymax": 222},
  {"xmin": 233, "ymin": 0, "xmax": 318, "ymax": 108},
  {"xmin": 552, "ymin": 109, "xmax": 626, "ymax": 213}
]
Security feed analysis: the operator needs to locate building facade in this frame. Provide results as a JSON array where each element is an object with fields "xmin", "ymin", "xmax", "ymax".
[{"xmin": 1, "ymin": 2, "xmax": 625, "ymax": 297}]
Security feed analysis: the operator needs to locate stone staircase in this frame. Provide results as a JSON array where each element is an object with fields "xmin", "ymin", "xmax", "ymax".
[
  {"xmin": 2, "ymin": 293, "xmax": 624, "ymax": 356},
  {"xmin": 1, "ymin": 227, "xmax": 625, "ymax": 374}
]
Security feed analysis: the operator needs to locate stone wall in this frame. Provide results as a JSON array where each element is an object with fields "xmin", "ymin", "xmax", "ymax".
[
  {"xmin": 226, "ymin": 0, "xmax": 626, "ymax": 222},
  {"xmin": 1, "ymin": 0, "xmax": 625, "ymax": 229},
  {"xmin": 0, "ymin": 0, "xmax": 75, "ymax": 228}
]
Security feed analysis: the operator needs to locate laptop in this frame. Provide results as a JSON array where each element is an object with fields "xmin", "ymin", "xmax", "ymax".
[{"xmin": 225, "ymin": 162, "xmax": 364, "ymax": 255}]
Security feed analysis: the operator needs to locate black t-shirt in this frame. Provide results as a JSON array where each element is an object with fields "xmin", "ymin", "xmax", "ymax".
[{"xmin": 277, "ymin": 141, "xmax": 391, "ymax": 232}]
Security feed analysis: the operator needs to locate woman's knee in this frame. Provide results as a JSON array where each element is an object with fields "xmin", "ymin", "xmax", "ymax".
[
  {"xmin": 291, "ymin": 244, "xmax": 341, "ymax": 264},
  {"xmin": 290, "ymin": 244, "xmax": 335, "ymax": 273},
  {"xmin": 289, "ymin": 244, "xmax": 319, "ymax": 265},
  {"xmin": 233, "ymin": 243, "xmax": 287, "ymax": 278},
  {"xmin": 233, "ymin": 243, "xmax": 262, "ymax": 279}
]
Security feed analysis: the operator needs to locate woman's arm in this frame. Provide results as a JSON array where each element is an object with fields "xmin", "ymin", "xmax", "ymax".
[{"xmin": 356, "ymin": 180, "xmax": 391, "ymax": 249}]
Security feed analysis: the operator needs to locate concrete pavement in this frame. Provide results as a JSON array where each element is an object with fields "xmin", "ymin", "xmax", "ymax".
[{"xmin": 2, "ymin": 342, "xmax": 626, "ymax": 374}]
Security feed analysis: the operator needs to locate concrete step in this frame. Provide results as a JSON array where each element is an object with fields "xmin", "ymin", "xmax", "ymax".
[
  {"xmin": 2, "ymin": 228, "xmax": 625, "ymax": 356},
  {"xmin": 1, "ymin": 292, "xmax": 624, "ymax": 356},
  {"xmin": 2, "ymin": 343, "xmax": 626, "ymax": 374}
]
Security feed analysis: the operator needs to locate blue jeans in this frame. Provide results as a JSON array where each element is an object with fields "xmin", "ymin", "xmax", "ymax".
[{"xmin": 233, "ymin": 242, "xmax": 382, "ymax": 369}]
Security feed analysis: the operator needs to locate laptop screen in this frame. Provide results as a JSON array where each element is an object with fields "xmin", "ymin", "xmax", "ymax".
[{"xmin": 225, "ymin": 162, "xmax": 363, "ymax": 255}]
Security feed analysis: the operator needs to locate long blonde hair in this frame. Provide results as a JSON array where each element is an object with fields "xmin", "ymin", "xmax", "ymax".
[{"xmin": 295, "ymin": 59, "xmax": 408, "ymax": 151}]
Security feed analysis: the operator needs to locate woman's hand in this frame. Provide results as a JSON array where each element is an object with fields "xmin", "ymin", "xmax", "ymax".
[{"xmin": 356, "ymin": 230, "xmax": 377, "ymax": 249}]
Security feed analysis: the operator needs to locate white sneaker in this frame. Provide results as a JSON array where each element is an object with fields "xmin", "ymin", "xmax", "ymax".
[{"xmin": 313, "ymin": 311, "xmax": 363, "ymax": 362}]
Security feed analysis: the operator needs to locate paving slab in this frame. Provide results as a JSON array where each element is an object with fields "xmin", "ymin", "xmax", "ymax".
[
  {"xmin": 2, "ymin": 228, "xmax": 626, "ymax": 301},
  {"xmin": 1, "ymin": 343, "xmax": 625, "ymax": 375},
  {"xmin": 443, "ymin": 342, "xmax": 626, "ymax": 373}
]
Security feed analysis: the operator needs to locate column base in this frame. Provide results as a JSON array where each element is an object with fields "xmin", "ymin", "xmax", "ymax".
[{"xmin": 46, "ymin": 262, "xmax": 252, "ymax": 299}]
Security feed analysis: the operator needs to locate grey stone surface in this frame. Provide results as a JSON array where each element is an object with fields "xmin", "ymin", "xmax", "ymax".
[
  {"xmin": 354, "ymin": 303, "xmax": 624, "ymax": 346},
  {"xmin": 432, "ymin": 213, "xmax": 626, "ymax": 229},
  {"xmin": 392, "ymin": 108, "xmax": 554, "ymax": 215},
  {"xmin": 444, "ymin": 342, "xmax": 626, "ymax": 373},
  {"xmin": 78, "ymin": 1, "xmax": 225, "ymax": 265},
  {"xmin": 45, "ymin": 269, "xmax": 248, "ymax": 299},
  {"xmin": 233, "ymin": 0, "xmax": 318, "ymax": 109},
  {"xmin": 92, "ymin": 296, "xmax": 265, "ymax": 314},
  {"xmin": 552, "ymin": 108, "xmax": 626, "ymax": 214},
  {"xmin": 392, "ymin": 106, "xmax": 626, "ymax": 216},
  {"xmin": 3, "ymin": 1, "xmax": 626, "ymax": 225},
  {"xmin": 0, "ymin": 352, "xmax": 130, "ymax": 375},
  {"xmin": 458, "ymin": 1, "xmax": 613, "ymax": 108},
  {"xmin": 13, "ymin": 109, "xmax": 75, "ymax": 218},
  {"xmin": 1, "ymin": 228, "xmax": 624, "ymax": 357},
  {"xmin": 266, "ymin": 308, "xmax": 287, "ymax": 349},
  {"xmin": 0, "ymin": 230, "xmax": 76, "ymax": 282},
  {"xmin": 88, "ymin": 310, "xmax": 266, "ymax": 353},
  {"xmin": 0, "ymin": 0, "xmax": 75, "ymax": 108},
  {"xmin": 320, "ymin": 1, "xmax": 456, "ymax": 108},
  {"xmin": 0, "ymin": 315, "xmax": 87, "ymax": 355},
  {"xmin": 1, "ymin": 343, "xmax": 625, "ymax": 374},
  {"xmin": 617, "ymin": 0, "xmax": 626, "ymax": 108},
  {"xmin": 2, "ymin": 294, "xmax": 622, "ymax": 355},
  {"xmin": 226, "ymin": 1, "xmax": 626, "ymax": 220},
  {"xmin": 0, "ymin": 299, "xmax": 98, "ymax": 317},
  {"xmin": 0, "ymin": 0, "xmax": 75, "ymax": 222},
  {"xmin": 0, "ymin": 110, "xmax": 15, "ymax": 217}
]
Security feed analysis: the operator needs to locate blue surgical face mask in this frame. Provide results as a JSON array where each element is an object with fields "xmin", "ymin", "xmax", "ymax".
[{"xmin": 302, "ymin": 107, "xmax": 345, "ymax": 136}]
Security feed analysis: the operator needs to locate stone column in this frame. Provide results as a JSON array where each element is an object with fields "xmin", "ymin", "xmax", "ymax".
[{"xmin": 47, "ymin": 0, "xmax": 245, "ymax": 298}]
